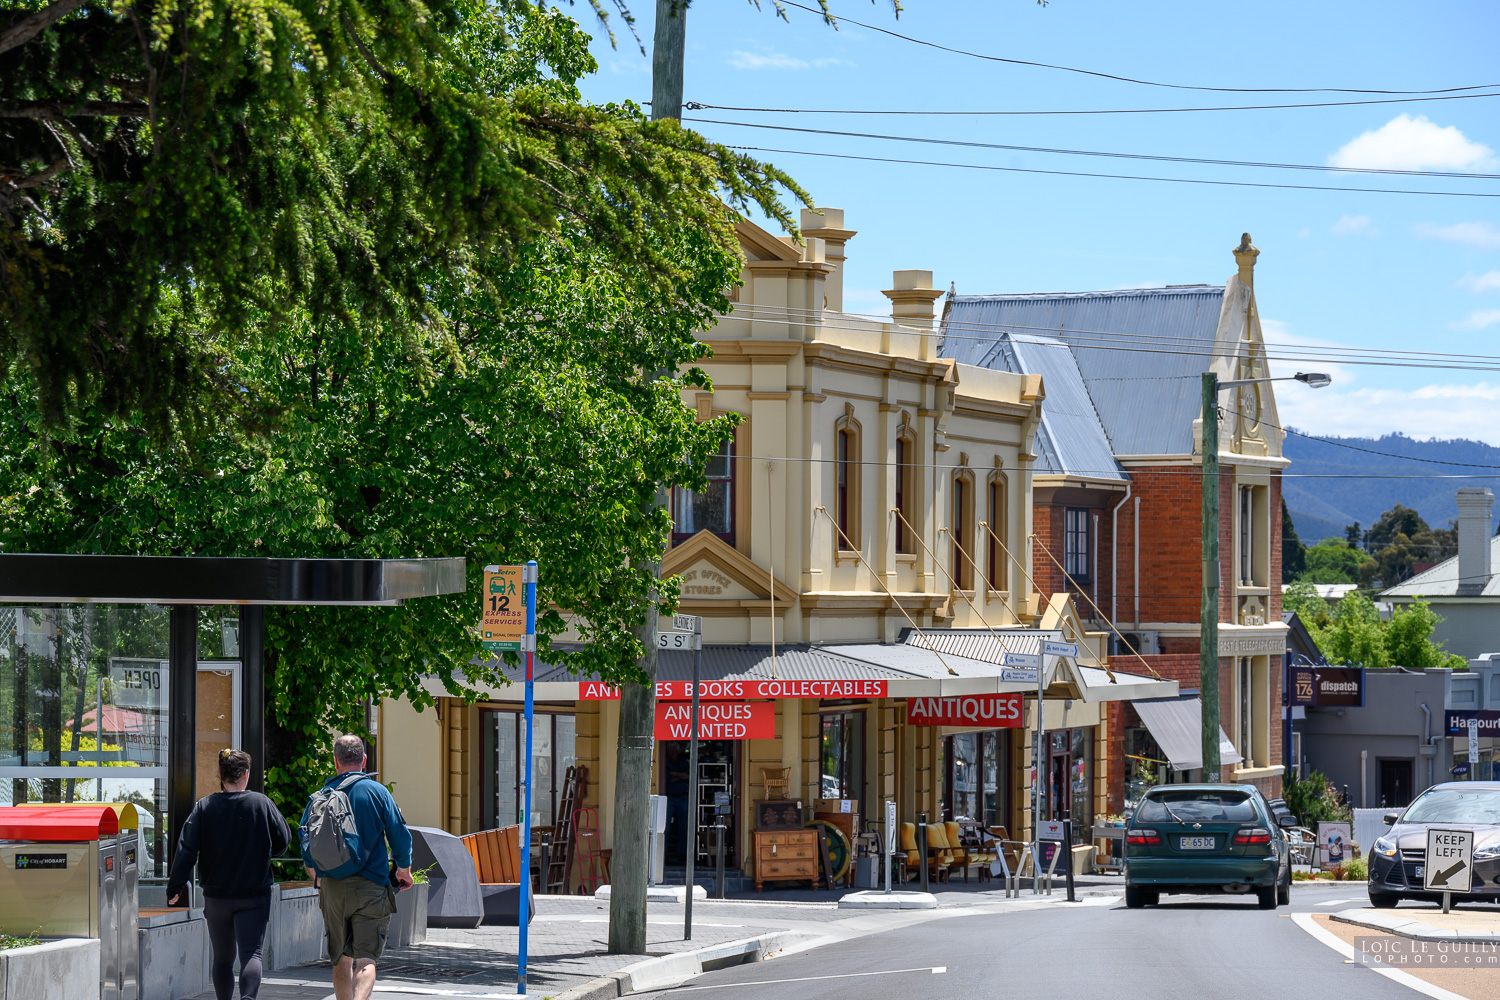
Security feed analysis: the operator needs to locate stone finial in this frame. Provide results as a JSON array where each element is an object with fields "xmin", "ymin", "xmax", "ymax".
[{"xmin": 1233, "ymin": 232, "xmax": 1260, "ymax": 288}]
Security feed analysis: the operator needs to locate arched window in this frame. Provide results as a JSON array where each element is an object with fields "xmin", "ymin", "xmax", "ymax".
[
  {"xmin": 987, "ymin": 474, "xmax": 1008, "ymax": 591},
  {"xmin": 951, "ymin": 472, "xmax": 974, "ymax": 589},
  {"xmin": 895, "ymin": 427, "xmax": 918, "ymax": 554},
  {"xmin": 834, "ymin": 408, "xmax": 862, "ymax": 550}
]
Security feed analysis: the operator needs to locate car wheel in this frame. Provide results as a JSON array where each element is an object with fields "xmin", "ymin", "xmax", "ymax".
[
  {"xmin": 1125, "ymin": 885, "xmax": 1155, "ymax": 908},
  {"xmin": 1256, "ymin": 885, "xmax": 1278, "ymax": 909},
  {"xmin": 1277, "ymin": 868, "xmax": 1291, "ymax": 906},
  {"xmin": 1368, "ymin": 888, "xmax": 1401, "ymax": 908}
]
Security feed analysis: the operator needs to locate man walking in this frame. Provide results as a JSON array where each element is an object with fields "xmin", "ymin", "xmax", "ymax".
[{"xmin": 301, "ymin": 734, "xmax": 413, "ymax": 1000}]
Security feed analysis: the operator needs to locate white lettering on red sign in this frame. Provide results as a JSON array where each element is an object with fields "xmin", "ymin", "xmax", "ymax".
[
  {"xmin": 581, "ymin": 679, "xmax": 888, "ymax": 701},
  {"xmin": 905, "ymin": 693, "xmax": 1024, "ymax": 728},
  {"xmin": 652, "ymin": 701, "xmax": 775, "ymax": 740}
]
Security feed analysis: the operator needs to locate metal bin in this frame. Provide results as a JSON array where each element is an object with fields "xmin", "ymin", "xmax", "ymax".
[{"xmin": 0, "ymin": 806, "xmax": 125, "ymax": 1000}]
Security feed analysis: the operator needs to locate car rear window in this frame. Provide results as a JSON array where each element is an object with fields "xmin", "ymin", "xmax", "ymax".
[
  {"xmin": 1402, "ymin": 788, "xmax": 1500, "ymax": 824},
  {"xmin": 1135, "ymin": 790, "xmax": 1258, "ymax": 824}
]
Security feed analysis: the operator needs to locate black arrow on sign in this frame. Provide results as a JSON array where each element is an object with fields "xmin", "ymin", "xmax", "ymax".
[{"xmin": 1432, "ymin": 861, "xmax": 1467, "ymax": 887}]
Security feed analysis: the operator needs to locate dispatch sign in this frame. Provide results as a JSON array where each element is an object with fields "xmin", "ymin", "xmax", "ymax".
[{"xmin": 1424, "ymin": 828, "xmax": 1473, "ymax": 893}]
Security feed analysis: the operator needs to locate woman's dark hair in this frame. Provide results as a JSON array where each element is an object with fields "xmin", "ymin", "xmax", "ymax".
[{"xmin": 218, "ymin": 748, "xmax": 251, "ymax": 788}]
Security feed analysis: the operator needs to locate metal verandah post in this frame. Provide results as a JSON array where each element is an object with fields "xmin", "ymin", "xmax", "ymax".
[
  {"xmin": 240, "ymin": 605, "xmax": 265, "ymax": 794},
  {"xmin": 167, "ymin": 605, "xmax": 197, "ymax": 872},
  {"xmin": 1201, "ymin": 372, "xmax": 1223, "ymax": 783},
  {"xmin": 518, "ymin": 562, "xmax": 538, "ymax": 996},
  {"xmin": 685, "ymin": 639, "xmax": 701, "ymax": 940}
]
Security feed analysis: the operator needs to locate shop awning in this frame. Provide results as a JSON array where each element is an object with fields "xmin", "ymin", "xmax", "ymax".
[{"xmin": 1132, "ymin": 696, "xmax": 1243, "ymax": 772}]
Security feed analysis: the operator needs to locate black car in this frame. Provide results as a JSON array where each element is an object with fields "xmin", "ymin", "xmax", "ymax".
[{"xmin": 1368, "ymin": 781, "xmax": 1500, "ymax": 907}]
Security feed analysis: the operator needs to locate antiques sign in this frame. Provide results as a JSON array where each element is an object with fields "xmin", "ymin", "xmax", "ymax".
[
  {"xmin": 582, "ymin": 679, "xmax": 888, "ymax": 701},
  {"xmin": 906, "ymin": 693, "xmax": 1023, "ymax": 728}
]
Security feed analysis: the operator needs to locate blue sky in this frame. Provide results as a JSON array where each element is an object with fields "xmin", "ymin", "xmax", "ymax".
[{"xmin": 573, "ymin": 0, "xmax": 1500, "ymax": 444}]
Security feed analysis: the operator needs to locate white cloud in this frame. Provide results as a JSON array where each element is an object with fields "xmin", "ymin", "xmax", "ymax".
[
  {"xmin": 606, "ymin": 59, "xmax": 649, "ymax": 77},
  {"xmin": 1416, "ymin": 221, "xmax": 1500, "ymax": 251},
  {"xmin": 1297, "ymin": 227, "xmax": 1312, "ymax": 239},
  {"xmin": 1458, "ymin": 270, "xmax": 1500, "ymax": 293},
  {"xmin": 1330, "ymin": 214, "xmax": 1377, "ymax": 237},
  {"xmin": 1260, "ymin": 318, "xmax": 1357, "ymax": 391},
  {"xmin": 727, "ymin": 50, "xmax": 853, "ymax": 70},
  {"xmin": 1328, "ymin": 114, "xmax": 1496, "ymax": 171},
  {"xmin": 1453, "ymin": 308, "xmax": 1500, "ymax": 330},
  {"xmin": 1279, "ymin": 381, "xmax": 1500, "ymax": 447}
]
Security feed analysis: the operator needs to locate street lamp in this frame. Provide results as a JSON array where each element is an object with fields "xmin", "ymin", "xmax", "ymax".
[{"xmin": 1201, "ymin": 371, "xmax": 1330, "ymax": 782}]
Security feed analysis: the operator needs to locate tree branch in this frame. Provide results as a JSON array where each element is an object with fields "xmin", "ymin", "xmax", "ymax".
[
  {"xmin": 0, "ymin": 0, "xmax": 88, "ymax": 56},
  {"xmin": 0, "ymin": 100, "xmax": 150, "ymax": 119}
]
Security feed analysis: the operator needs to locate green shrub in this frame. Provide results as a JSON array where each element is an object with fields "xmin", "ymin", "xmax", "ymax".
[{"xmin": 0, "ymin": 933, "xmax": 39, "ymax": 951}]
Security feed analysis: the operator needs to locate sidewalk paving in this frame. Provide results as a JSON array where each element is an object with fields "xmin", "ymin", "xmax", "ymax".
[
  {"xmin": 196, "ymin": 883, "xmax": 1116, "ymax": 999},
  {"xmin": 1332, "ymin": 902, "xmax": 1500, "ymax": 942}
]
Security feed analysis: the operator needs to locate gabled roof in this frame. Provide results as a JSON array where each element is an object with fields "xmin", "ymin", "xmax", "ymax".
[
  {"xmin": 959, "ymin": 332, "xmax": 1125, "ymax": 482},
  {"xmin": 941, "ymin": 285, "xmax": 1228, "ymax": 456},
  {"xmin": 1381, "ymin": 535, "xmax": 1500, "ymax": 599}
]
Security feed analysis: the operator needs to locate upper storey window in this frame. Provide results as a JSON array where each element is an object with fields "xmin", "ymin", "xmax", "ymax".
[{"xmin": 673, "ymin": 439, "xmax": 734, "ymax": 545}]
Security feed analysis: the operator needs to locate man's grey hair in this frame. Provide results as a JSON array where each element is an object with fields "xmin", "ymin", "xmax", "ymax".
[{"xmin": 333, "ymin": 734, "xmax": 367, "ymax": 767}]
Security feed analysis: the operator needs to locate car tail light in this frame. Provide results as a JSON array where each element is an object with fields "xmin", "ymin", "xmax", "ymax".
[
  {"xmin": 1233, "ymin": 827, "xmax": 1271, "ymax": 845},
  {"xmin": 1126, "ymin": 828, "xmax": 1161, "ymax": 845}
]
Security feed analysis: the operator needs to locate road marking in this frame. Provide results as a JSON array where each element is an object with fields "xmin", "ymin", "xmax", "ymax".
[
  {"xmin": 1289, "ymin": 912, "xmax": 1470, "ymax": 1000},
  {"xmin": 663, "ymin": 967, "xmax": 947, "ymax": 992}
]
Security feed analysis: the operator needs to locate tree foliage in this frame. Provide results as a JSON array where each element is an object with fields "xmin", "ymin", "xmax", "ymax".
[
  {"xmin": 1281, "ymin": 497, "xmax": 1306, "ymax": 584},
  {"xmin": 1299, "ymin": 538, "xmax": 1371, "ymax": 586},
  {"xmin": 1287, "ymin": 590, "xmax": 1464, "ymax": 671},
  {"xmin": 0, "ymin": 0, "xmax": 804, "ymax": 437}
]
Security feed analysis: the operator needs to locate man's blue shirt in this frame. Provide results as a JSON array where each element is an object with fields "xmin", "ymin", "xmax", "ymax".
[{"xmin": 300, "ymin": 771, "xmax": 412, "ymax": 883}]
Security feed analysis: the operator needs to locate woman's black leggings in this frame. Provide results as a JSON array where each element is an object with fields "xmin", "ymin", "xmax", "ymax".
[{"xmin": 203, "ymin": 892, "xmax": 271, "ymax": 1000}]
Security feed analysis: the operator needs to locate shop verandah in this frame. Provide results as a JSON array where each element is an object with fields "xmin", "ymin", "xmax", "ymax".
[{"xmin": 382, "ymin": 626, "xmax": 1177, "ymax": 891}]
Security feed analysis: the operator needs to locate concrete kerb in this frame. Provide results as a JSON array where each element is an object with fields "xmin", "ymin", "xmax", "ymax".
[
  {"xmin": 1330, "ymin": 908, "xmax": 1500, "ymax": 943},
  {"xmin": 547, "ymin": 930, "xmax": 820, "ymax": 1000}
]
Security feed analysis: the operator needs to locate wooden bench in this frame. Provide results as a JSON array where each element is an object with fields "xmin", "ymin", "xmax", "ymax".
[{"xmin": 459, "ymin": 825, "xmax": 532, "ymax": 925}]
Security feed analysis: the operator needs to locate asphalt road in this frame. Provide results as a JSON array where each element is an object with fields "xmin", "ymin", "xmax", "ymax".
[{"xmin": 633, "ymin": 885, "xmax": 1426, "ymax": 1000}]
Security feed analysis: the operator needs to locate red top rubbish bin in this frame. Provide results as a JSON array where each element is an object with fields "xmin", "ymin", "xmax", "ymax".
[{"xmin": 0, "ymin": 805, "xmax": 120, "ymax": 841}]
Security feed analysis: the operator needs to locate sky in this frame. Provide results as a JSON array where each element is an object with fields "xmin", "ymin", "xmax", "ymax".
[{"xmin": 570, "ymin": 0, "xmax": 1500, "ymax": 444}]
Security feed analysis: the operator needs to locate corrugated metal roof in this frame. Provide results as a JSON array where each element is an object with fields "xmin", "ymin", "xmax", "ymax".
[
  {"xmin": 654, "ymin": 645, "xmax": 917, "ymax": 682},
  {"xmin": 942, "ymin": 286, "xmax": 1227, "ymax": 456},
  {"xmin": 899, "ymin": 626, "xmax": 1061, "ymax": 663},
  {"xmin": 1381, "ymin": 535, "xmax": 1500, "ymax": 598}
]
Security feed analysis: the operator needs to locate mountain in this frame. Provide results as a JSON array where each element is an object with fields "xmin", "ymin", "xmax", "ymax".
[{"xmin": 1282, "ymin": 432, "xmax": 1500, "ymax": 544}]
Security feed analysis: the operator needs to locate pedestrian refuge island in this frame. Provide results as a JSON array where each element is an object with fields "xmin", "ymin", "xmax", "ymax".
[{"xmin": 0, "ymin": 804, "xmax": 136, "ymax": 1000}]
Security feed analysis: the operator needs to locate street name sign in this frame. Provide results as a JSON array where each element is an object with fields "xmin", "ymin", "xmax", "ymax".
[
  {"xmin": 1003, "ymin": 652, "xmax": 1039, "ymax": 668},
  {"xmin": 656, "ymin": 631, "xmax": 702, "ymax": 651},
  {"xmin": 1424, "ymin": 828, "xmax": 1473, "ymax": 893},
  {"xmin": 1000, "ymin": 668, "xmax": 1040, "ymax": 683},
  {"xmin": 1042, "ymin": 641, "xmax": 1078, "ymax": 658},
  {"xmin": 672, "ymin": 613, "xmax": 702, "ymax": 634},
  {"xmin": 481, "ymin": 565, "xmax": 526, "ymax": 651}
]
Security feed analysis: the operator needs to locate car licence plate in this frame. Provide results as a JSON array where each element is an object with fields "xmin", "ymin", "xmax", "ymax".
[{"xmin": 1179, "ymin": 836, "xmax": 1215, "ymax": 850}]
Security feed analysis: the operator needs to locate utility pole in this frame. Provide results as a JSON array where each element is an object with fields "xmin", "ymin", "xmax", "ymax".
[
  {"xmin": 607, "ymin": 0, "xmax": 686, "ymax": 957},
  {"xmin": 1200, "ymin": 371, "xmax": 1222, "ymax": 783}
]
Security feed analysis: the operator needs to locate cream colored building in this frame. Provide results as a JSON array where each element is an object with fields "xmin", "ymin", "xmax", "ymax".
[{"xmin": 379, "ymin": 209, "xmax": 1175, "ymax": 885}]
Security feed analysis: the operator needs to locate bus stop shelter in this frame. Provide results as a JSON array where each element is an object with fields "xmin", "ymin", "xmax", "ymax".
[{"xmin": 0, "ymin": 553, "xmax": 465, "ymax": 862}]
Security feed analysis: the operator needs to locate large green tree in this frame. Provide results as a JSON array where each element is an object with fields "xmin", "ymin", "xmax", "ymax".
[{"xmin": 0, "ymin": 0, "xmax": 798, "ymax": 437}]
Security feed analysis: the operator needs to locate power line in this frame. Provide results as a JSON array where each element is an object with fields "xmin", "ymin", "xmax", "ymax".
[
  {"xmin": 728, "ymin": 145, "xmax": 1500, "ymax": 200},
  {"xmin": 687, "ymin": 91, "xmax": 1500, "ymax": 117},
  {"xmin": 699, "ymin": 119, "xmax": 1500, "ymax": 181},
  {"xmin": 776, "ymin": 0, "xmax": 1499, "ymax": 96},
  {"xmin": 1252, "ymin": 413, "xmax": 1500, "ymax": 471}
]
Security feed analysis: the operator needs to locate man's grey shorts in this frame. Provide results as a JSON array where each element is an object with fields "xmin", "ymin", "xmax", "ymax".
[{"xmin": 319, "ymin": 875, "xmax": 396, "ymax": 961}]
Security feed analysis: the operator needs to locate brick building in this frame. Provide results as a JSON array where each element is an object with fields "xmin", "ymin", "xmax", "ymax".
[{"xmin": 941, "ymin": 236, "xmax": 1290, "ymax": 810}]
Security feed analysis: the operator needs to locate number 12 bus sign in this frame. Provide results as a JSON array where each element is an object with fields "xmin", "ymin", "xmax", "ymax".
[{"xmin": 482, "ymin": 565, "xmax": 526, "ymax": 652}]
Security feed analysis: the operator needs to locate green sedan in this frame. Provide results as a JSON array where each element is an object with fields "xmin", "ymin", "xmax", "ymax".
[{"xmin": 1124, "ymin": 784, "xmax": 1295, "ymax": 909}]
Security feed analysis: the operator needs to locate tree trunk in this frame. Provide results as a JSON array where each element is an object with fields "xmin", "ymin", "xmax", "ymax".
[{"xmin": 607, "ymin": 584, "xmax": 661, "ymax": 954}]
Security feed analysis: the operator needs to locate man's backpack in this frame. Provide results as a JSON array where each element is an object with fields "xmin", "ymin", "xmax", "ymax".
[{"xmin": 301, "ymin": 773, "xmax": 372, "ymax": 877}]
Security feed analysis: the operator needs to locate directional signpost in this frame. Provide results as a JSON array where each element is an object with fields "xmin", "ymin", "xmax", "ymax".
[
  {"xmin": 1425, "ymin": 827, "xmax": 1474, "ymax": 914},
  {"xmin": 674, "ymin": 612, "xmax": 703, "ymax": 941}
]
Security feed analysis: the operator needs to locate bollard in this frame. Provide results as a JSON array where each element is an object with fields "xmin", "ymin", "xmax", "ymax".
[
  {"xmin": 1063, "ymin": 819, "xmax": 1076, "ymax": 902},
  {"xmin": 538, "ymin": 833, "xmax": 551, "ymax": 895},
  {"xmin": 917, "ymin": 813, "xmax": 930, "ymax": 893},
  {"xmin": 714, "ymin": 822, "xmax": 727, "ymax": 899}
]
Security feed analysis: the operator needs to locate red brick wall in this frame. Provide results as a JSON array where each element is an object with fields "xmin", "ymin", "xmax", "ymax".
[{"xmin": 1031, "ymin": 502, "xmax": 1114, "ymax": 621}]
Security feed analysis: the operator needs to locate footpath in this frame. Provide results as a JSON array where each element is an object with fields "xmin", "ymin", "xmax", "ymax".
[{"xmin": 205, "ymin": 880, "xmax": 1116, "ymax": 1000}]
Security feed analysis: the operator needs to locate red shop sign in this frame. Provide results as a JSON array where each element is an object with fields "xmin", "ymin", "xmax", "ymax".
[
  {"xmin": 906, "ymin": 693, "xmax": 1023, "ymax": 728},
  {"xmin": 581, "ymin": 679, "xmax": 887, "ymax": 701},
  {"xmin": 653, "ymin": 701, "xmax": 775, "ymax": 740}
]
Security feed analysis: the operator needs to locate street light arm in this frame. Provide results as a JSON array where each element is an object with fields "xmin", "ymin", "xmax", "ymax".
[{"xmin": 1216, "ymin": 372, "xmax": 1332, "ymax": 391}]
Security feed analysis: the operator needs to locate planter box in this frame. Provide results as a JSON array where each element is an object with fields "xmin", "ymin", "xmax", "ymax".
[
  {"xmin": 389, "ymin": 883, "xmax": 429, "ymax": 950},
  {"xmin": 138, "ymin": 906, "xmax": 210, "ymax": 1000},
  {"xmin": 1, "ymin": 937, "xmax": 102, "ymax": 1000},
  {"xmin": 265, "ymin": 883, "xmax": 326, "ymax": 972}
]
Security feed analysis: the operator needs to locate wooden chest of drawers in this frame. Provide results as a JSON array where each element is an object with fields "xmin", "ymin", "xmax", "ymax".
[{"xmin": 753, "ymin": 830, "xmax": 819, "ymax": 891}]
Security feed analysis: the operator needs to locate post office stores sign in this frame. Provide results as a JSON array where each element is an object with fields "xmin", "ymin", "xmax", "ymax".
[{"xmin": 906, "ymin": 693, "xmax": 1023, "ymax": 728}]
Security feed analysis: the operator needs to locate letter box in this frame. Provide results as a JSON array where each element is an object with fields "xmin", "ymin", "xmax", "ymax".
[{"xmin": 0, "ymin": 806, "xmax": 127, "ymax": 1000}]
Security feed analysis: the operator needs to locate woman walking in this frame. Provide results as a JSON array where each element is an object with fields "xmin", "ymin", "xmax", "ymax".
[{"xmin": 168, "ymin": 749, "xmax": 291, "ymax": 1000}]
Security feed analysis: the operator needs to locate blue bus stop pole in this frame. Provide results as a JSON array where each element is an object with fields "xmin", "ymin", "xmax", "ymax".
[{"xmin": 518, "ymin": 560, "xmax": 538, "ymax": 995}]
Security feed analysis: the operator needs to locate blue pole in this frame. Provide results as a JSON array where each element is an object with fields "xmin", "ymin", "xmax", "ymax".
[{"xmin": 519, "ymin": 560, "xmax": 538, "ymax": 995}]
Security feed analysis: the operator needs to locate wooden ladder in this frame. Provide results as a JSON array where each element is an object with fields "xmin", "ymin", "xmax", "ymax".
[{"xmin": 545, "ymin": 763, "xmax": 587, "ymax": 893}]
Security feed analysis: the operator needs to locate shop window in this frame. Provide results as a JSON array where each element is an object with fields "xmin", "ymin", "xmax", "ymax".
[
  {"xmin": 1064, "ymin": 508, "xmax": 1091, "ymax": 583},
  {"xmin": 942, "ymin": 730, "xmax": 1007, "ymax": 827},
  {"xmin": 672, "ymin": 439, "xmax": 734, "ymax": 546},
  {"xmin": 986, "ymin": 476, "xmax": 1008, "ymax": 591},
  {"xmin": 481, "ymin": 710, "xmax": 577, "ymax": 829},
  {"xmin": 951, "ymin": 474, "xmax": 974, "ymax": 589},
  {"xmin": 895, "ymin": 433, "xmax": 917, "ymax": 554},
  {"xmin": 1234, "ymin": 657, "xmax": 1269, "ymax": 768},
  {"xmin": 820, "ymin": 710, "xmax": 865, "ymax": 805}
]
